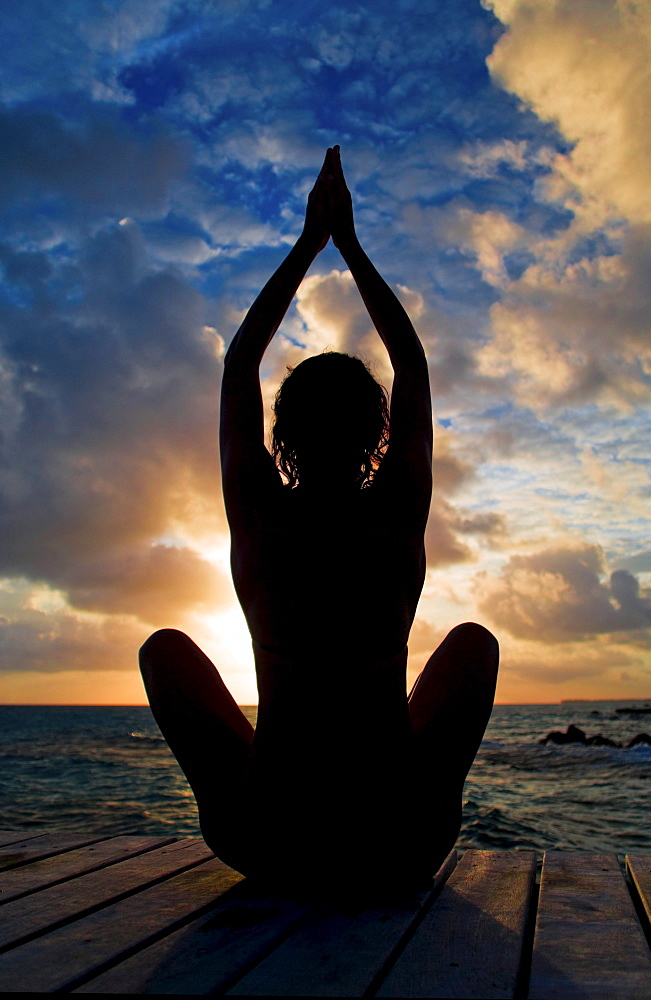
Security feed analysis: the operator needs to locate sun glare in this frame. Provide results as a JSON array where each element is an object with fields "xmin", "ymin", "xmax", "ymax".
[{"xmin": 196, "ymin": 605, "xmax": 258, "ymax": 704}]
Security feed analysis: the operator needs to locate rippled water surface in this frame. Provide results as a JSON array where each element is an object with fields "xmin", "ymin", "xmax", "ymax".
[{"xmin": 1, "ymin": 701, "xmax": 650, "ymax": 853}]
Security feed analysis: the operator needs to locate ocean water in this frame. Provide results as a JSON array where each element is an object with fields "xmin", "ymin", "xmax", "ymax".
[{"xmin": 1, "ymin": 701, "xmax": 650, "ymax": 855}]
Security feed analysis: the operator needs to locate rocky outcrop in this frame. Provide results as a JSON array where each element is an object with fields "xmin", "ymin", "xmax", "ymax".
[
  {"xmin": 539, "ymin": 724, "xmax": 651, "ymax": 748},
  {"xmin": 585, "ymin": 733, "xmax": 621, "ymax": 747},
  {"xmin": 539, "ymin": 724, "xmax": 588, "ymax": 745},
  {"xmin": 626, "ymin": 732, "xmax": 651, "ymax": 747}
]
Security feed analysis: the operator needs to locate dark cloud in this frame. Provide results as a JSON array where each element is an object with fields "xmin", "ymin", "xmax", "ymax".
[
  {"xmin": 0, "ymin": 605, "xmax": 147, "ymax": 674},
  {"xmin": 62, "ymin": 544, "xmax": 232, "ymax": 626},
  {"xmin": 612, "ymin": 551, "xmax": 651, "ymax": 575},
  {"xmin": 426, "ymin": 496, "xmax": 506, "ymax": 568},
  {"xmin": 432, "ymin": 432, "xmax": 474, "ymax": 494},
  {"xmin": 477, "ymin": 544, "xmax": 651, "ymax": 642},
  {"xmin": 0, "ymin": 220, "xmax": 228, "ymax": 625},
  {"xmin": 426, "ymin": 496, "xmax": 474, "ymax": 567},
  {"xmin": 427, "ymin": 423, "xmax": 507, "ymax": 565},
  {"xmin": 0, "ymin": 105, "xmax": 187, "ymax": 220},
  {"xmin": 455, "ymin": 510, "xmax": 505, "ymax": 537}
]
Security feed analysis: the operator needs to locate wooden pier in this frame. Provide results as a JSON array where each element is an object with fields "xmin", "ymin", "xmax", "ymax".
[{"xmin": 1, "ymin": 830, "xmax": 650, "ymax": 996}]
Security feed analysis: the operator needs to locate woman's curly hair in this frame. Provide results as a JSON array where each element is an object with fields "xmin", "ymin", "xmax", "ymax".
[{"xmin": 272, "ymin": 352, "xmax": 389, "ymax": 488}]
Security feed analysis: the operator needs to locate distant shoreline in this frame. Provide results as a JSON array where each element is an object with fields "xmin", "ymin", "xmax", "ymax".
[{"xmin": 2, "ymin": 697, "xmax": 651, "ymax": 708}]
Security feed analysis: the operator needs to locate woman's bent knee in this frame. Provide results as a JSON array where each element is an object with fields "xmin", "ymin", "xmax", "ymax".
[
  {"xmin": 448, "ymin": 621, "xmax": 497, "ymax": 648},
  {"xmin": 447, "ymin": 622, "xmax": 499, "ymax": 668},
  {"xmin": 139, "ymin": 628, "xmax": 192, "ymax": 665}
]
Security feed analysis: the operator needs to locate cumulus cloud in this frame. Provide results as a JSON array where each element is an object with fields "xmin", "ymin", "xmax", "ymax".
[
  {"xmin": 476, "ymin": 223, "xmax": 651, "ymax": 409},
  {"xmin": 3, "ymin": 0, "xmax": 187, "ymax": 105},
  {"xmin": 0, "ymin": 217, "xmax": 230, "ymax": 636},
  {"xmin": 425, "ymin": 423, "xmax": 507, "ymax": 567},
  {"xmin": 0, "ymin": 105, "xmax": 187, "ymax": 221},
  {"xmin": 432, "ymin": 425, "xmax": 474, "ymax": 495},
  {"xmin": 0, "ymin": 578, "xmax": 148, "ymax": 673},
  {"xmin": 61, "ymin": 544, "xmax": 232, "ymax": 625},
  {"xmin": 478, "ymin": 0, "xmax": 651, "ymax": 409},
  {"xmin": 294, "ymin": 270, "xmax": 378, "ymax": 359},
  {"xmin": 0, "ymin": 606, "xmax": 146, "ymax": 675},
  {"xmin": 426, "ymin": 496, "xmax": 507, "ymax": 568},
  {"xmin": 487, "ymin": 0, "xmax": 651, "ymax": 225},
  {"xmin": 476, "ymin": 542, "xmax": 651, "ymax": 642}
]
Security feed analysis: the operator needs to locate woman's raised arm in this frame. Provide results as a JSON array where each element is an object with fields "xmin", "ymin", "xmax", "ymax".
[
  {"xmin": 327, "ymin": 147, "xmax": 432, "ymax": 498},
  {"xmin": 223, "ymin": 152, "xmax": 331, "ymax": 374},
  {"xmin": 220, "ymin": 152, "xmax": 331, "ymax": 493},
  {"xmin": 327, "ymin": 147, "xmax": 426, "ymax": 372}
]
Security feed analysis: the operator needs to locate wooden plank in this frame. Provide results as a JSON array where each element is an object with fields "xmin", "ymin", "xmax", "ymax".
[
  {"xmin": 0, "ymin": 831, "xmax": 48, "ymax": 849},
  {"xmin": 74, "ymin": 882, "xmax": 322, "ymax": 995},
  {"xmin": 227, "ymin": 851, "xmax": 457, "ymax": 997},
  {"xmin": 627, "ymin": 854, "xmax": 651, "ymax": 924},
  {"xmin": 0, "ymin": 832, "xmax": 108, "ymax": 871},
  {"xmin": 0, "ymin": 837, "xmax": 211, "ymax": 950},
  {"xmin": 376, "ymin": 849, "xmax": 536, "ymax": 999},
  {"xmin": 0, "ymin": 856, "xmax": 243, "ymax": 992},
  {"xmin": 0, "ymin": 835, "xmax": 175, "ymax": 905},
  {"xmin": 529, "ymin": 852, "xmax": 651, "ymax": 1000}
]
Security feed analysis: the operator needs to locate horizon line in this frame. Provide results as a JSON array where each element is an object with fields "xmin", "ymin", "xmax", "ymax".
[{"xmin": 2, "ymin": 698, "xmax": 651, "ymax": 708}]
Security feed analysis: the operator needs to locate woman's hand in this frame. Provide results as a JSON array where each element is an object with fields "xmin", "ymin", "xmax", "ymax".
[
  {"xmin": 303, "ymin": 149, "xmax": 331, "ymax": 252},
  {"xmin": 326, "ymin": 145, "xmax": 356, "ymax": 251}
]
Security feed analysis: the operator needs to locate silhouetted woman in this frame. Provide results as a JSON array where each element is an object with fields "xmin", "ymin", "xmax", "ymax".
[{"xmin": 140, "ymin": 147, "xmax": 499, "ymax": 891}]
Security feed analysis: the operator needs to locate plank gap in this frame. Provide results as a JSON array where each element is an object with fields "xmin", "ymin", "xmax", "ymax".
[
  {"xmin": 215, "ymin": 899, "xmax": 331, "ymax": 996},
  {"xmin": 375, "ymin": 850, "xmax": 537, "ymax": 999},
  {"xmin": 0, "ymin": 844, "xmax": 211, "ymax": 956},
  {"xmin": 0, "ymin": 836, "xmax": 178, "ymax": 906},
  {"xmin": 73, "ymin": 880, "xmax": 324, "ymax": 995},
  {"xmin": 513, "ymin": 859, "xmax": 541, "ymax": 1000},
  {"xmin": 364, "ymin": 852, "xmax": 457, "ymax": 997},
  {"xmin": 0, "ymin": 833, "xmax": 112, "ymax": 872},
  {"xmin": 627, "ymin": 857, "xmax": 651, "ymax": 953},
  {"xmin": 63, "ymin": 871, "xmax": 249, "ymax": 995},
  {"xmin": 529, "ymin": 852, "xmax": 651, "ymax": 1000}
]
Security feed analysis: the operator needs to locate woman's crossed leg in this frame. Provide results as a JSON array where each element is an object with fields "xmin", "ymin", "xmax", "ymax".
[
  {"xmin": 407, "ymin": 621, "xmax": 499, "ymax": 871},
  {"xmin": 139, "ymin": 628, "xmax": 256, "ymax": 873},
  {"xmin": 140, "ymin": 622, "xmax": 498, "ymax": 882}
]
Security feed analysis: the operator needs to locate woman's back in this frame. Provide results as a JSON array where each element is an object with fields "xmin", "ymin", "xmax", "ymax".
[{"xmin": 230, "ymin": 477, "xmax": 426, "ymax": 662}]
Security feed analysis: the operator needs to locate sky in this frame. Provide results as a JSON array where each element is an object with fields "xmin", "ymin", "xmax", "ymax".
[{"xmin": 1, "ymin": 0, "xmax": 650, "ymax": 705}]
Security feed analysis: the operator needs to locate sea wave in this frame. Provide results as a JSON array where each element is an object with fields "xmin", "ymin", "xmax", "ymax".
[{"xmin": 1, "ymin": 701, "xmax": 650, "ymax": 853}]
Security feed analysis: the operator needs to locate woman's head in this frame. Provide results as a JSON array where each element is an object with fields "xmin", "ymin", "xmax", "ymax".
[{"xmin": 272, "ymin": 352, "xmax": 389, "ymax": 488}]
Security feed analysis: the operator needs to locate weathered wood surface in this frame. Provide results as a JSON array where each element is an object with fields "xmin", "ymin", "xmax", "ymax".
[
  {"xmin": 0, "ymin": 830, "xmax": 54, "ymax": 848},
  {"xmin": 377, "ymin": 849, "xmax": 536, "ymax": 999},
  {"xmin": 529, "ymin": 852, "xmax": 651, "ymax": 1000},
  {"xmin": 0, "ymin": 834, "xmax": 174, "ymax": 905},
  {"xmin": 0, "ymin": 850, "xmax": 241, "ymax": 992},
  {"xmin": 628, "ymin": 855, "xmax": 651, "ymax": 924},
  {"xmin": 75, "ymin": 883, "xmax": 322, "ymax": 994},
  {"xmin": 0, "ymin": 837, "xmax": 212, "ymax": 952},
  {"xmin": 227, "ymin": 851, "xmax": 457, "ymax": 997},
  {"xmin": 0, "ymin": 831, "xmax": 106, "ymax": 871},
  {"xmin": 0, "ymin": 834, "xmax": 650, "ymax": 996}
]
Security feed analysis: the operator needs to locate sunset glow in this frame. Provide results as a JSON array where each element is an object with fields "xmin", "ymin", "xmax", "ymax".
[{"xmin": 1, "ymin": 0, "xmax": 650, "ymax": 705}]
